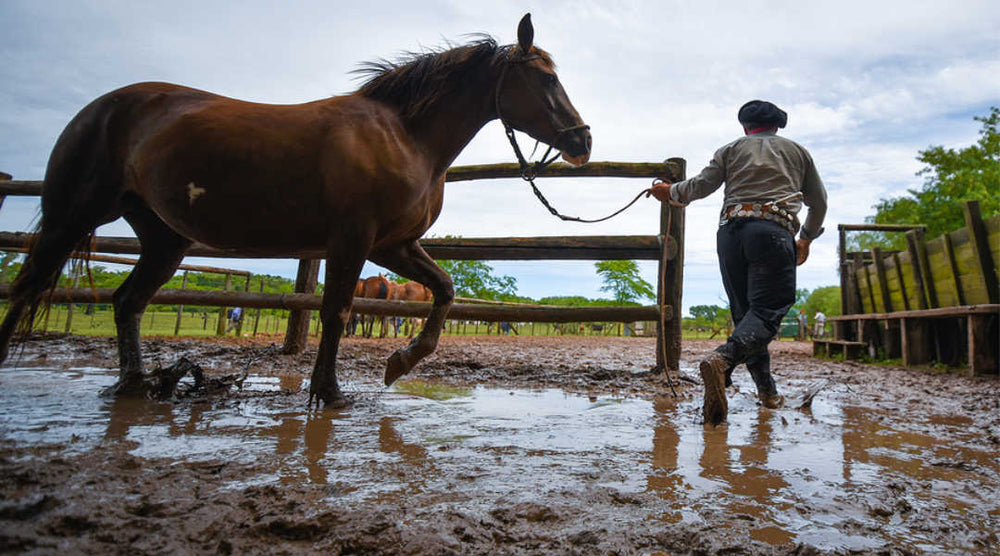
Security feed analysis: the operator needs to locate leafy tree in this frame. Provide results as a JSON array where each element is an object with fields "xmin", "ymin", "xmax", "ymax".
[
  {"xmin": 689, "ymin": 304, "xmax": 721, "ymax": 322},
  {"xmin": 537, "ymin": 295, "xmax": 618, "ymax": 307},
  {"xmin": 688, "ymin": 304, "xmax": 731, "ymax": 329},
  {"xmin": 594, "ymin": 260, "xmax": 654, "ymax": 304},
  {"xmin": 434, "ymin": 259, "xmax": 517, "ymax": 301},
  {"xmin": 801, "ymin": 286, "xmax": 841, "ymax": 319},
  {"xmin": 852, "ymin": 107, "xmax": 999, "ymax": 250},
  {"xmin": 0, "ymin": 252, "xmax": 20, "ymax": 283}
]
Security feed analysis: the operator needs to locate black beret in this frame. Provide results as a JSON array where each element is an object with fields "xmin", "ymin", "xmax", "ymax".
[{"xmin": 738, "ymin": 100, "xmax": 787, "ymax": 128}]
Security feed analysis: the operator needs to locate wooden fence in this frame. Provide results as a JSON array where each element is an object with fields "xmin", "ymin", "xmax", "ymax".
[
  {"xmin": 831, "ymin": 201, "xmax": 999, "ymax": 373},
  {"xmin": 0, "ymin": 159, "xmax": 687, "ymax": 369}
]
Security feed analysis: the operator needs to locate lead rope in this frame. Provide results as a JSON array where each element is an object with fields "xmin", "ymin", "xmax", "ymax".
[
  {"xmin": 654, "ymin": 178, "xmax": 683, "ymax": 398},
  {"xmin": 502, "ymin": 120, "xmax": 653, "ymax": 223}
]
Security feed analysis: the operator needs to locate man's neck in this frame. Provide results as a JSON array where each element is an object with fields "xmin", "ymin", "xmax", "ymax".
[{"xmin": 744, "ymin": 126, "xmax": 778, "ymax": 135}]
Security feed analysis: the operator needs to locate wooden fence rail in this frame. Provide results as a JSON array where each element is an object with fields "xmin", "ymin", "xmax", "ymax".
[
  {"xmin": 0, "ymin": 232, "xmax": 673, "ymax": 262},
  {"xmin": 0, "ymin": 285, "xmax": 664, "ymax": 324}
]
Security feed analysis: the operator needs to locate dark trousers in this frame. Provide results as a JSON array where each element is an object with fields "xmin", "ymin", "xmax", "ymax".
[{"xmin": 714, "ymin": 219, "xmax": 796, "ymax": 396}]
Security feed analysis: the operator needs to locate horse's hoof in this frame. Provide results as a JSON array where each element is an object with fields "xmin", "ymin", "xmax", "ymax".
[
  {"xmin": 309, "ymin": 387, "xmax": 352, "ymax": 409},
  {"xmin": 100, "ymin": 376, "xmax": 151, "ymax": 398},
  {"xmin": 384, "ymin": 350, "xmax": 411, "ymax": 386},
  {"xmin": 325, "ymin": 395, "xmax": 354, "ymax": 410}
]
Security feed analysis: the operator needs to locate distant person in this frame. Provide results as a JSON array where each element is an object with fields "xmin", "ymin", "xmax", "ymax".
[
  {"xmin": 814, "ymin": 311, "xmax": 827, "ymax": 338},
  {"xmin": 226, "ymin": 307, "xmax": 243, "ymax": 334},
  {"xmin": 650, "ymin": 100, "xmax": 827, "ymax": 425}
]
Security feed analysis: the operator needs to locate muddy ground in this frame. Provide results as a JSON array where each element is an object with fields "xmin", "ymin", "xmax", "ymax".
[{"xmin": 1, "ymin": 333, "xmax": 998, "ymax": 554}]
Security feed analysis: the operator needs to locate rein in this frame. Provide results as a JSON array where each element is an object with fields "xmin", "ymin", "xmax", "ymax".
[{"xmin": 496, "ymin": 54, "xmax": 647, "ymax": 224}]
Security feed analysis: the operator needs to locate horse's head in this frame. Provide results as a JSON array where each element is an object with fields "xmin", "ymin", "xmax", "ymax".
[{"xmin": 496, "ymin": 14, "xmax": 592, "ymax": 167}]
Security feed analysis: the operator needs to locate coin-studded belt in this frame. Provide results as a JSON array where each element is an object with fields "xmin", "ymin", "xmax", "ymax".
[{"xmin": 721, "ymin": 202, "xmax": 799, "ymax": 234}]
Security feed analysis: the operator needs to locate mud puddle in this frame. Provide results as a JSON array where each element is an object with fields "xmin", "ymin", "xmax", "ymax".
[{"xmin": 2, "ymin": 360, "xmax": 997, "ymax": 553}]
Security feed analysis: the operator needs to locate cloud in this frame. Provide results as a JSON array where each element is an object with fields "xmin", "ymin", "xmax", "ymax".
[{"xmin": 0, "ymin": 0, "xmax": 997, "ymax": 314}]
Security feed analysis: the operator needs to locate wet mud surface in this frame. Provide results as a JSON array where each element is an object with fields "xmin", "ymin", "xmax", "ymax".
[{"xmin": 1, "ymin": 334, "xmax": 998, "ymax": 554}]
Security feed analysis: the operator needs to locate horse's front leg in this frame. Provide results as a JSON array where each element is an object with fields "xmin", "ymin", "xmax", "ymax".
[
  {"xmin": 369, "ymin": 240, "xmax": 454, "ymax": 386},
  {"xmin": 309, "ymin": 235, "xmax": 372, "ymax": 408}
]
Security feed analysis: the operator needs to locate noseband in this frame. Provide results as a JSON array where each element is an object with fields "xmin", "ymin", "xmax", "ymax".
[{"xmin": 494, "ymin": 53, "xmax": 590, "ymax": 181}]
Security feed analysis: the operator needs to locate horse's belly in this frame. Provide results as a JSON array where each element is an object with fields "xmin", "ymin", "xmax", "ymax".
[{"xmin": 149, "ymin": 183, "xmax": 330, "ymax": 254}]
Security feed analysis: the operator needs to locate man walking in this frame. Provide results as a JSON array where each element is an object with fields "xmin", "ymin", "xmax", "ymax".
[
  {"xmin": 814, "ymin": 311, "xmax": 827, "ymax": 337},
  {"xmin": 650, "ymin": 100, "xmax": 827, "ymax": 425}
]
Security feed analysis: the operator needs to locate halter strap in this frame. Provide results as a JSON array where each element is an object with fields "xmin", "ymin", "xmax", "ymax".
[{"xmin": 494, "ymin": 52, "xmax": 590, "ymax": 181}]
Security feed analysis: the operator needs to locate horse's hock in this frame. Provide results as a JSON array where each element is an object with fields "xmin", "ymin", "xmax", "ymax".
[{"xmin": 0, "ymin": 160, "xmax": 687, "ymax": 369}]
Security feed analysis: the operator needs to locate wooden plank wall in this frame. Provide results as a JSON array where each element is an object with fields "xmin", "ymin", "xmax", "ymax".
[{"xmin": 854, "ymin": 202, "xmax": 999, "ymax": 311}]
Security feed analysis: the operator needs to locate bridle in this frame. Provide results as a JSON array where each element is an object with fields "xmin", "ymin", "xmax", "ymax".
[
  {"xmin": 494, "ymin": 53, "xmax": 659, "ymax": 225},
  {"xmin": 494, "ymin": 52, "xmax": 590, "ymax": 182}
]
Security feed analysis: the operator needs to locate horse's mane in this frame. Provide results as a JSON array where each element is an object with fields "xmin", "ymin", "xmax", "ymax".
[{"xmin": 355, "ymin": 35, "xmax": 553, "ymax": 121}]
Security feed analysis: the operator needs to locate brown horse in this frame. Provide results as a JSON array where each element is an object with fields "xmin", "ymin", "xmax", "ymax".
[
  {"xmin": 389, "ymin": 280, "xmax": 434, "ymax": 337},
  {"xmin": 0, "ymin": 14, "xmax": 591, "ymax": 407},
  {"xmin": 357, "ymin": 274, "xmax": 391, "ymax": 338}
]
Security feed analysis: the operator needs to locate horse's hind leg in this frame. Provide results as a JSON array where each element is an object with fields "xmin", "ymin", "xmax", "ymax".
[
  {"xmin": 369, "ymin": 241, "xmax": 455, "ymax": 386},
  {"xmin": 106, "ymin": 206, "xmax": 191, "ymax": 395}
]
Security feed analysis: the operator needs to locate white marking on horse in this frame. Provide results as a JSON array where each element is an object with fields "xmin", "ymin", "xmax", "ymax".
[{"xmin": 187, "ymin": 182, "xmax": 206, "ymax": 204}]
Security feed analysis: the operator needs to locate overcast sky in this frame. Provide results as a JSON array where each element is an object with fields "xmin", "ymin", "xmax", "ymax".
[{"xmin": 1, "ymin": 0, "xmax": 997, "ymax": 315}]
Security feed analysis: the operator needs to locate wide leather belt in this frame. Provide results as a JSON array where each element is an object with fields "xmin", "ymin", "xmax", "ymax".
[{"xmin": 721, "ymin": 202, "xmax": 799, "ymax": 234}]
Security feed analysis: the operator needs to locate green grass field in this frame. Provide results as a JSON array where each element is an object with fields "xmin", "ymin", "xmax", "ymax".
[{"xmin": 7, "ymin": 303, "xmax": 756, "ymax": 340}]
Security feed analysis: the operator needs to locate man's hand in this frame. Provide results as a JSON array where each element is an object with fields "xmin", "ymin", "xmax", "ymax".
[
  {"xmin": 648, "ymin": 181, "xmax": 673, "ymax": 202},
  {"xmin": 796, "ymin": 238, "xmax": 811, "ymax": 265}
]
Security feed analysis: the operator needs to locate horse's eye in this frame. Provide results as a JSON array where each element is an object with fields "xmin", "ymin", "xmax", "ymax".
[{"xmin": 545, "ymin": 74, "xmax": 558, "ymax": 87}]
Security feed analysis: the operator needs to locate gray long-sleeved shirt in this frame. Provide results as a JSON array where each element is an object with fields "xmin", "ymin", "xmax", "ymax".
[{"xmin": 669, "ymin": 131, "xmax": 828, "ymax": 240}]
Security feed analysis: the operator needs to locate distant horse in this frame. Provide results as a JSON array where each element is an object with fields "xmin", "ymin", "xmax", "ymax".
[
  {"xmin": 357, "ymin": 274, "xmax": 391, "ymax": 338},
  {"xmin": 390, "ymin": 280, "xmax": 434, "ymax": 337},
  {"xmin": 0, "ymin": 14, "xmax": 591, "ymax": 407}
]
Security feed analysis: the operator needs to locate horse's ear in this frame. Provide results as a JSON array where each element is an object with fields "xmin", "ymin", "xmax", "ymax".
[{"xmin": 517, "ymin": 13, "xmax": 534, "ymax": 53}]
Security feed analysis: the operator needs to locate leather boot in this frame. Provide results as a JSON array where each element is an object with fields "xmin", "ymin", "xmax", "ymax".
[
  {"xmin": 759, "ymin": 393, "xmax": 785, "ymax": 409},
  {"xmin": 699, "ymin": 352, "xmax": 729, "ymax": 425}
]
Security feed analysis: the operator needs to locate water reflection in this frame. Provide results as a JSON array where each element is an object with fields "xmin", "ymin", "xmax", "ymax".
[
  {"xmin": 648, "ymin": 393, "xmax": 794, "ymax": 543},
  {"xmin": 379, "ymin": 417, "xmax": 428, "ymax": 462},
  {"xmin": 2, "ymin": 366, "xmax": 998, "ymax": 553},
  {"xmin": 303, "ymin": 412, "xmax": 333, "ymax": 484}
]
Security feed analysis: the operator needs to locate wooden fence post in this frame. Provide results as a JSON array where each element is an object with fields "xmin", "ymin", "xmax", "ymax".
[
  {"xmin": 216, "ymin": 272, "xmax": 232, "ymax": 335},
  {"xmin": 282, "ymin": 259, "xmax": 320, "ymax": 354},
  {"xmin": 941, "ymin": 234, "xmax": 965, "ymax": 306},
  {"xmin": 968, "ymin": 313, "xmax": 998, "ymax": 375},
  {"xmin": 838, "ymin": 227, "xmax": 850, "ymax": 314},
  {"xmin": 657, "ymin": 157, "xmax": 685, "ymax": 373},
  {"xmin": 174, "ymin": 271, "xmax": 189, "ymax": 336},
  {"xmin": 905, "ymin": 229, "xmax": 932, "ymax": 310},
  {"xmin": 253, "ymin": 276, "xmax": 264, "ymax": 336},
  {"xmin": 0, "ymin": 172, "xmax": 10, "ymax": 212},
  {"xmin": 963, "ymin": 200, "xmax": 999, "ymax": 304},
  {"xmin": 235, "ymin": 273, "xmax": 251, "ymax": 336},
  {"xmin": 862, "ymin": 263, "xmax": 877, "ymax": 314},
  {"xmin": 891, "ymin": 252, "xmax": 911, "ymax": 311},
  {"xmin": 64, "ymin": 273, "xmax": 79, "ymax": 333},
  {"xmin": 871, "ymin": 248, "xmax": 893, "ymax": 313}
]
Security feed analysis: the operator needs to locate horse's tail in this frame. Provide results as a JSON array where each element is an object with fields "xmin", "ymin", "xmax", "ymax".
[
  {"xmin": 0, "ymin": 225, "xmax": 95, "ymax": 364},
  {"xmin": 0, "ymin": 90, "xmax": 125, "ymax": 364}
]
